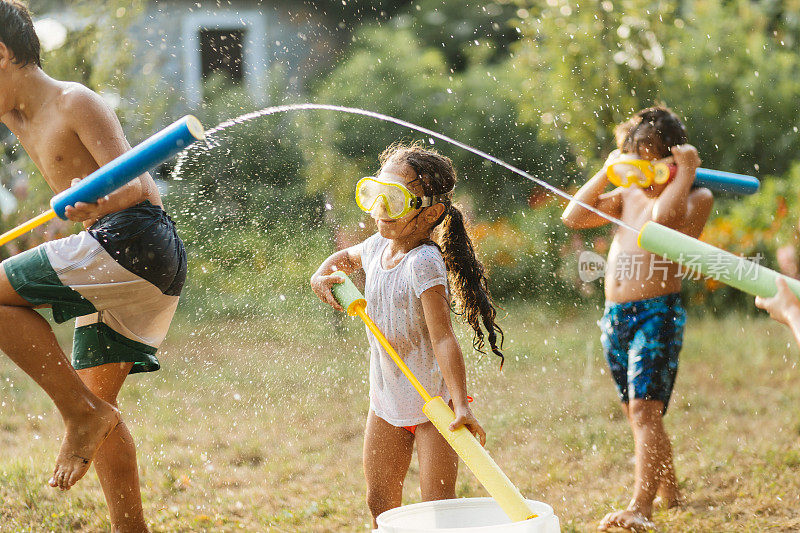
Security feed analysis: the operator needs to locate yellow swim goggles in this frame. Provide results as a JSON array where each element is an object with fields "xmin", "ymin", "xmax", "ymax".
[
  {"xmin": 355, "ymin": 177, "xmax": 444, "ymax": 219},
  {"xmin": 606, "ymin": 157, "xmax": 676, "ymax": 188}
]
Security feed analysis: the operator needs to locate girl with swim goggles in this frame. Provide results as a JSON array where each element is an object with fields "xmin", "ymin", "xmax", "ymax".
[
  {"xmin": 311, "ymin": 144, "xmax": 504, "ymax": 527},
  {"xmin": 355, "ymin": 175, "xmax": 452, "ymax": 220}
]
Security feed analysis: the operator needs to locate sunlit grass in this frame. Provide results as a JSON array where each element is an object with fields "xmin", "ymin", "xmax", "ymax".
[{"xmin": 1, "ymin": 305, "xmax": 799, "ymax": 531}]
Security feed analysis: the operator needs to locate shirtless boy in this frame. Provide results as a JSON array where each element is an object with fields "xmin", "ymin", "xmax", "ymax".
[
  {"xmin": 562, "ymin": 106, "xmax": 713, "ymax": 531},
  {"xmin": 0, "ymin": 2, "xmax": 186, "ymax": 531}
]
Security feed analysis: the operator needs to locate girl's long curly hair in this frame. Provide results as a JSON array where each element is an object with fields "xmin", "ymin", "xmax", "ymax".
[{"xmin": 379, "ymin": 143, "xmax": 504, "ymax": 367}]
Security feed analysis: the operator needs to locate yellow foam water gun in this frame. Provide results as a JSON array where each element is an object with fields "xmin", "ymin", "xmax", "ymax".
[{"xmin": 330, "ymin": 271, "xmax": 536, "ymax": 522}]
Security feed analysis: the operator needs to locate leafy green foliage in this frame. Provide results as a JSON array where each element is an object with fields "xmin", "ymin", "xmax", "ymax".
[
  {"xmin": 304, "ymin": 25, "xmax": 576, "ymax": 226},
  {"xmin": 470, "ymin": 200, "xmax": 590, "ymax": 304},
  {"xmin": 168, "ymin": 75, "xmax": 331, "ymax": 318},
  {"xmin": 303, "ymin": 0, "xmax": 413, "ymax": 25},
  {"xmin": 33, "ymin": 0, "xmax": 144, "ymax": 92},
  {"xmin": 514, "ymin": 0, "xmax": 800, "ymax": 176},
  {"xmin": 658, "ymin": 1, "xmax": 800, "ymax": 176},
  {"xmin": 171, "ymin": 75, "xmax": 323, "ymax": 238},
  {"xmin": 395, "ymin": 0, "xmax": 520, "ymax": 71},
  {"xmin": 514, "ymin": 0, "xmax": 680, "ymax": 165}
]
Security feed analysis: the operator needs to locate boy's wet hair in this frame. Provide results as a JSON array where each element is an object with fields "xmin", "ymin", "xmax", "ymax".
[
  {"xmin": 615, "ymin": 106, "xmax": 688, "ymax": 159},
  {"xmin": 0, "ymin": 1, "xmax": 41, "ymax": 68},
  {"xmin": 379, "ymin": 143, "xmax": 505, "ymax": 367}
]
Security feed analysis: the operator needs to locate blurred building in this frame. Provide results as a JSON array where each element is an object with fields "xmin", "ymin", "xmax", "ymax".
[
  {"xmin": 36, "ymin": 1, "xmax": 346, "ymax": 109},
  {"xmin": 12, "ymin": 0, "xmax": 350, "ymax": 196},
  {"xmin": 135, "ymin": 1, "xmax": 344, "ymax": 108}
]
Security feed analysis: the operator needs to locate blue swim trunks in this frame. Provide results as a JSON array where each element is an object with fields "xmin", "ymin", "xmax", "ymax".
[{"xmin": 599, "ymin": 293, "xmax": 686, "ymax": 412}]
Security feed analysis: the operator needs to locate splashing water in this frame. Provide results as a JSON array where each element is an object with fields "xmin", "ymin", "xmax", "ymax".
[{"xmin": 171, "ymin": 103, "xmax": 638, "ymax": 233}]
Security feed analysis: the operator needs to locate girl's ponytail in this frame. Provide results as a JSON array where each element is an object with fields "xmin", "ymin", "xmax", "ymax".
[
  {"xmin": 438, "ymin": 204, "xmax": 505, "ymax": 367},
  {"xmin": 380, "ymin": 143, "xmax": 504, "ymax": 367}
]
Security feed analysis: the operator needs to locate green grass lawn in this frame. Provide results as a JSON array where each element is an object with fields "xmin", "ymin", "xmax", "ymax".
[{"xmin": 1, "ymin": 304, "xmax": 799, "ymax": 531}]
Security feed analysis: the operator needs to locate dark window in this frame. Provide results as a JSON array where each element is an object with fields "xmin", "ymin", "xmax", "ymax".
[{"xmin": 200, "ymin": 29, "xmax": 245, "ymax": 82}]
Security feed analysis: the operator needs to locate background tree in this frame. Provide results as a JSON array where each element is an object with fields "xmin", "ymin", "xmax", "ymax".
[
  {"xmin": 513, "ymin": 0, "xmax": 677, "ymax": 168},
  {"xmin": 398, "ymin": 0, "xmax": 520, "ymax": 71},
  {"xmin": 304, "ymin": 25, "xmax": 575, "ymax": 221},
  {"xmin": 513, "ymin": 0, "xmax": 800, "ymax": 176}
]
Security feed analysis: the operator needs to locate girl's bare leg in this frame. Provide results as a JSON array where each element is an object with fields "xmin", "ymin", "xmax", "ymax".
[
  {"xmin": 78, "ymin": 363, "xmax": 148, "ymax": 533},
  {"xmin": 415, "ymin": 420, "xmax": 458, "ymax": 501},
  {"xmin": 363, "ymin": 411, "xmax": 414, "ymax": 527}
]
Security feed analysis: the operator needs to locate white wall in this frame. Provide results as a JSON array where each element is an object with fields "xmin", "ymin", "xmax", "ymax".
[{"xmin": 180, "ymin": 10, "xmax": 269, "ymax": 107}]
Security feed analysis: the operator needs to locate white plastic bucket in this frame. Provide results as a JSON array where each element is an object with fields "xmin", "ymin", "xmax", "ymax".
[{"xmin": 376, "ymin": 498, "xmax": 560, "ymax": 533}]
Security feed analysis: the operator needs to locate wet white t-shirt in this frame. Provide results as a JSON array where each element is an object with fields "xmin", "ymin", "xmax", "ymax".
[{"xmin": 359, "ymin": 233, "xmax": 451, "ymax": 426}]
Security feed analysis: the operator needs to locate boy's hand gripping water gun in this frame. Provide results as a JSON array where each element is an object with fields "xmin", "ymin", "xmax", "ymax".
[
  {"xmin": 0, "ymin": 115, "xmax": 205, "ymax": 247},
  {"xmin": 604, "ymin": 150, "xmax": 759, "ymax": 195},
  {"xmin": 330, "ymin": 271, "xmax": 536, "ymax": 522}
]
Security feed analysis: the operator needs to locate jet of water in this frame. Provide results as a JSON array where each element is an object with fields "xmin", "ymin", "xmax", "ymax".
[{"xmin": 171, "ymin": 103, "xmax": 638, "ymax": 233}]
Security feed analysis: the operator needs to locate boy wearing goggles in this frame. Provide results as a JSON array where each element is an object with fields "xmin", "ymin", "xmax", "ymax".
[{"xmin": 562, "ymin": 106, "xmax": 714, "ymax": 531}]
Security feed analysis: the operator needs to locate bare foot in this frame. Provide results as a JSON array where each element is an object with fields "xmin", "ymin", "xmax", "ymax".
[
  {"xmin": 652, "ymin": 494, "xmax": 682, "ymax": 510},
  {"xmin": 598, "ymin": 509, "xmax": 656, "ymax": 532},
  {"xmin": 49, "ymin": 403, "xmax": 121, "ymax": 490}
]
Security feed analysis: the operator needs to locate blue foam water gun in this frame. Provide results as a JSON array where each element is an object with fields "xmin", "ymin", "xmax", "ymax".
[
  {"xmin": 606, "ymin": 155, "xmax": 759, "ymax": 195},
  {"xmin": 0, "ymin": 115, "xmax": 204, "ymax": 247}
]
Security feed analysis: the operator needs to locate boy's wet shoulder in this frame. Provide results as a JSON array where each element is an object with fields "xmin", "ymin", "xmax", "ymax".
[{"xmin": 55, "ymin": 81, "xmax": 106, "ymax": 116}]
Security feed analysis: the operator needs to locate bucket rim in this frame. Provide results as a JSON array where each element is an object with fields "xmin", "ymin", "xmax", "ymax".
[{"xmin": 376, "ymin": 497, "xmax": 556, "ymax": 532}]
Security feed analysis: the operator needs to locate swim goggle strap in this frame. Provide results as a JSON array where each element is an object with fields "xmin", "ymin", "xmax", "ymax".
[
  {"xmin": 355, "ymin": 177, "xmax": 451, "ymax": 219},
  {"xmin": 606, "ymin": 156, "xmax": 677, "ymax": 188}
]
